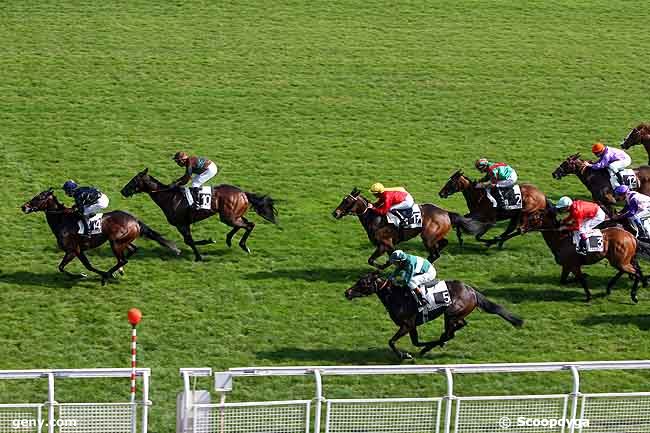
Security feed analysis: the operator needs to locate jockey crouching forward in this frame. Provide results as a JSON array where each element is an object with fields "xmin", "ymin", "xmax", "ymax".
[
  {"xmin": 613, "ymin": 185, "xmax": 650, "ymax": 240},
  {"xmin": 368, "ymin": 182, "xmax": 415, "ymax": 225},
  {"xmin": 474, "ymin": 158, "xmax": 518, "ymax": 207},
  {"xmin": 63, "ymin": 180, "xmax": 109, "ymax": 237},
  {"xmin": 171, "ymin": 151, "xmax": 218, "ymax": 208},
  {"xmin": 555, "ymin": 196, "xmax": 606, "ymax": 255},
  {"xmin": 584, "ymin": 143, "xmax": 631, "ymax": 185},
  {"xmin": 388, "ymin": 250, "xmax": 436, "ymax": 310}
]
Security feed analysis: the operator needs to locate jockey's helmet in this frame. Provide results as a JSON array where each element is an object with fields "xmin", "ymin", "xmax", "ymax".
[
  {"xmin": 614, "ymin": 185, "xmax": 629, "ymax": 196},
  {"xmin": 389, "ymin": 249, "xmax": 407, "ymax": 263},
  {"xmin": 475, "ymin": 158, "xmax": 490, "ymax": 170},
  {"xmin": 173, "ymin": 151, "xmax": 189, "ymax": 162},
  {"xmin": 556, "ymin": 196, "xmax": 573, "ymax": 209},
  {"xmin": 370, "ymin": 182, "xmax": 385, "ymax": 194},
  {"xmin": 591, "ymin": 142, "xmax": 605, "ymax": 155},
  {"xmin": 62, "ymin": 180, "xmax": 78, "ymax": 193}
]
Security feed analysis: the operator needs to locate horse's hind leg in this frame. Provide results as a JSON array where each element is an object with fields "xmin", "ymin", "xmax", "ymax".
[
  {"xmin": 225, "ymin": 226, "xmax": 242, "ymax": 248},
  {"xmin": 606, "ymin": 270, "xmax": 624, "ymax": 295},
  {"xmin": 420, "ymin": 315, "xmax": 456, "ymax": 356},
  {"xmin": 237, "ymin": 217, "xmax": 256, "ymax": 254},
  {"xmin": 103, "ymin": 241, "xmax": 129, "ymax": 285}
]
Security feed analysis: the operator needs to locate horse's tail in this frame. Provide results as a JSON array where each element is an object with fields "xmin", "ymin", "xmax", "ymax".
[
  {"xmin": 137, "ymin": 220, "xmax": 181, "ymax": 255},
  {"xmin": 245, "ymin": 192, "xmax": 278, "ymax": 224},
  {"xmin": 448, "ymin": 212, "xmax": 485, "ymax": 235},
  {"xmin": 474, "ymin": 289, "xmax": 524, "ymax": 328}
]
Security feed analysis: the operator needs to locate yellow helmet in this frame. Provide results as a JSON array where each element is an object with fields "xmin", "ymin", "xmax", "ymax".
[{"xmin": 369, "ymin": 182, "xmax": 385, "ymax": 194}]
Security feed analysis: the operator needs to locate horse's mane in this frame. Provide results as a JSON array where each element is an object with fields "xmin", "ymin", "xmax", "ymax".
[{"xmin": 145, "ymin": 173, "xmax": 170, "ymax": 189}]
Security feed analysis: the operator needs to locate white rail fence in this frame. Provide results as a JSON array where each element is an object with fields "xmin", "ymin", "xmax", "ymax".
[
  {"xmin": 178, "ymin": 361, "xmax": 650, "ymax": 433},
  {"xmin": 0, "ymin": 368, "xmax": 150, "ymax": 433}
]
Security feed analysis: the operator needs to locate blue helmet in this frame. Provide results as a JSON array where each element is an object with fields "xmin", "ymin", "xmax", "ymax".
[
  {"xmin": 62, "ymin": 180, "xmax": 78, "ymax": 193},
  {"xmin": 614, "ymin": 185, "xmax": 629, "ymax": 196},
  {"xmin": 389, "ymin": 250, "xmax": 407, "ymax": 263}
]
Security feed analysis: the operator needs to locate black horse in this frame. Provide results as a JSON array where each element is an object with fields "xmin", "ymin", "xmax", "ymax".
[
  {"xmin": 121, "ymin": 169, "xmax": 277, "ymax": 261},
  {"xmin": 345, "ymin": 272, "xmax": 523, "ymax": 360}
]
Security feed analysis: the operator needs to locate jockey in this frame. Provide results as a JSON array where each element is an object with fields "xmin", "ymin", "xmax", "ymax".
[
  {"xmin": 368, "ymin": 182, "xmax": 415, "ymax": 224},
  {"xmin": 62, "ymin": 180, "xmax": 109, "ymax": 236},
  {"xmin": 585, "ymin": 143, "xmax": 631, "ymax": 184},
  {"xmin": 388, "ymin": 250, "xmax": 437, "ymax": 308},
  {"xmin": 613, "ymin": 185, "xmax": 650, "ymax": 239},
  {"xmin": 555, "ymin": 196, "xmax": 606, "ymax": 254},
  {"xmin": 172, "ymin": 151, "xmax": 218, "ymax": 207},
  {"xmin": 474, "ymin": 158, "xmax": 518, "ymax": 206}
]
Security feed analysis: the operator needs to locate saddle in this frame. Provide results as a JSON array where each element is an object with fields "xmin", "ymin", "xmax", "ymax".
[
  {"xmin": 572, "ymin": 229, "xmax": 604, "ymax": 254},
  {"xmin": 415, "ymin": 280, "xmax": 452, "ymax": 326},
  {"xmin": 183, "ymin": 186, "xmax": 212, "ymax": 210},
  {"xmin": 386, "ymin": 204, "xmax": 422, "ymax": 229},
  {"xmin": 77, "ymin": 213, "xmax": 103, "ymax": 236},
  {"xmin": 610, "ymin": 169, "xmax": 639, "ymax": 190},
  {"xmin": 486, "ymin": 185, "xmax": 522, "ymax": 210}
]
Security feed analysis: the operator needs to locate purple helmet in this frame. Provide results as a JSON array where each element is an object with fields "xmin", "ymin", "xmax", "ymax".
[{"xmin": 614, "ymin": 185, "xmax": 629, "ymax": 196}]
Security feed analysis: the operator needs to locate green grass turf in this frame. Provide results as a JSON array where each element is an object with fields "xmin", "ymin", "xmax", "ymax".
[{"xmin": 1, "ymin": 1, "xmax": 650, "ymax": 431}]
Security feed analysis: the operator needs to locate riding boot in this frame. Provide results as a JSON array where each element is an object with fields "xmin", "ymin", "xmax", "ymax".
[
  {"xmin": 79, "ymin": 214, "xmax": 91, "ymax": 238},
  {"xmin": 577, "ymin": 237, "xmax": 588, "ymax": 255},
  {"xmin": 190, "ymin": 187, "xmax": 201, "ymax": 209},
  {"xmin": 412, "ymin": 288, "xmax": 427, "ymax": 310},
  {"xmin": 615, "ymin": 171, "xmax": 625, "ymax": 186}
]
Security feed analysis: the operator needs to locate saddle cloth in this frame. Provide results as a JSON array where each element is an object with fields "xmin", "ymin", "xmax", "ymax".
[
  {"xmin": 183, "ymin": 186, "xmax": 212, "ymax": 210},
  {"xmin": 387, "ymin": 204, "xmax": 422, "ymax": 229},
  {"xmin": 415, "ymin": 280, "xmax": 452, "ymax": 326},
  {"xmin": 610, "ymin": 169, "xmax": 638, "ymax": 190},
  {"xmin": 572, "ymin": 229, "xmax": 604, "ymax": 253},
  {"xmin": 77, "ymin": 213, "xmax": 103, "ymax": 235},
  {"xmin": 486, "ymin": 185, "xmax": 522, "ymax": 210}
]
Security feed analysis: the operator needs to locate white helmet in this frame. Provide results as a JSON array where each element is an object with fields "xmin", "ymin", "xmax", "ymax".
[
  {"xmin": 556, "ymin": 196, "xmax": 573, "ymax": 209},
  {"xmin": 389, "ymin": 250, "xmax": 407, "ymax": 263}
]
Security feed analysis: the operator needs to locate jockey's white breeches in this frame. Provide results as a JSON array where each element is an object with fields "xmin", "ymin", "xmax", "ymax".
[
  {"xmin": 408, "ymin": 267, "xmax": 437, "ymax": 291},
  {"xmin": 577, "ymin": 208, "xmax": 606, "ymax": 236},
  {"xmin": 608, "ymin": 155, "xmax": 632, "ymax": 173},
  {"xmin": 389, "ymin": 193, "xmax": 415, "ymax": 211},
  {"xmin": 191, "ymin": 163, "xmax": 218, "ymax": 187},
  {"xmin": 494, "ymin": 171, "xmax": 518, "ymax": 188},
  {"xmin": 84, "ymin": 194, "xmax": 109, "ymax": 216}
]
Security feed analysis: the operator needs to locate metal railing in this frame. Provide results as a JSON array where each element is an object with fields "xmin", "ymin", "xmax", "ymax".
[
  {"xmin": 0, "ymin": 368, "xmax": 151, "ymax": 433},
  {"xmin": 179, "ymin": 361, "xmax": 650, "ymax": 433}
]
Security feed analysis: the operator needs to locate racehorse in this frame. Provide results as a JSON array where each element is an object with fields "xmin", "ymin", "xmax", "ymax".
[
  {"xmin": 345, "ymin": 272, "xmax": 523, "ymax": 360},
  {"xmin": 21, "ymin": 189, "xmax": 180, "ymax": 285},
  {"xmin": 438, "ymin": 170, "xmax": 548, "ymax": 248},
  {"xmin": 121, "ymin": 169, "xmax": 277, "ymax": 261},
  {"xmin": 522, "ymin": 205, "xmax": 645, "ymax": 303},
  {"xmin": 332, "ymin": 188, "xmax": 486, "ymax": 268},
  {"xmin": 552, "ymin": 153, "xmax": 650, "ymax": 215},
  {"xmin": 621, "ymin": 123, "xmax": 650, "ymax": 165}
]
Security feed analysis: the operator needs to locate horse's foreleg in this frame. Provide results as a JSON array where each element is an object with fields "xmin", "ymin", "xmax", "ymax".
[
  {"xmin": 58, "ymin": 251, "xmax": 86, "ymax": 278},
  {"xmin": 487, "ymin": 215, "xmax": 520, "ymax": 248},
  {"xmin": 389, "ymin": 325, "xmax": 413, "ymax": 360},
  {"xmin": 368, "ymin": 245, "xmax": 391, "ymax": 269},
  {"xmin": 560, "ymin": 267, "xmax": 571, "ymax": 285},
  {"xmin": 76, "ymin": 251, "xmax": 109, "ymax": 280},
  {"xmin": 177, "ymin": 225, "xmax": 203, "ymax": 261},
  {"xmin": 574, "ymin": 268, "xmax": 592, "ymax": 302}
]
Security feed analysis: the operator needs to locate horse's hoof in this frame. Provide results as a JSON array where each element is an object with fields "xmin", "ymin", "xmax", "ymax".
[
  {"xmin": 79, "ymin": 273, "xmax": 88, "ymax": 278},
  {"xmin": 239, "ymin": 244, "xmax": 251, "ymax": 254},
  {"xmin": 209, "ymin": 238, "xmax": 216, "ymax": 244},
  {"xmin": 632, "ymin": 295, "xmax": 639, "ymax": 304},
  {"xmin": 400, "ymin": 352, "xmax": 413, "ymax": 360},
  {"xmin": 195, "ymin": 256, "xmax": 203, "ymax": 262}
]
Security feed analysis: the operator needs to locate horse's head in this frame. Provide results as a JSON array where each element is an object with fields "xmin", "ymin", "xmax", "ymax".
[
  {"xmin": 521, "ymin": 206, "xmax": 558, "ymax": 233},
  {"xmin": 332, "ymin": 188, "xmax": 369, "ymax": 219},
  {"xmin": 121, "ymin": 168, "xmax": 154, "ymax": 197},
  {"xmin": 439, "ymin": 169, "xmax": 469, "ymax": 198},
  {"xmin": 621, "ymin": 123, "xmax": 648, "ymax": 149},
  {"xmin": 21, "ymin": 188, "xmax": 58, "ymax": 213},
  {"xmin": 345, "ymin": 272, "xmax": 385, "ymax": 299},
  {"xmin": 552, "ymin": 153, "xmax": 584, "ymax": 179}
]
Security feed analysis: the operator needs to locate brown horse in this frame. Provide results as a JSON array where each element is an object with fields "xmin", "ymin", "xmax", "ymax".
[
  {"xmin": 552, "ymin": 153, "xmax": 650, "ymax": 215},
  {"xmin": 621, "ymin": 123, "xmax": 650, "ymax": 164},
  {"xmin": 345, "ymin": 272, "xmax": 523, "ymax": 360},
  {"xmin": 438, "ymin": 170, "xmax": 548, "ymax": 248},
  {"xmin": 522, "ymin": 205, "xmax": 644, "ymax": 303},
  {"xmin": 332, "ymin": 188, "xmax": 486, "ymax": 268},
  {"xmin": 121, "ymin": 169, "xmax": 277, "ymax": 261},
  {"xmin": 21, "ymin": 189, "xmax": 180, "ymax": 285}
]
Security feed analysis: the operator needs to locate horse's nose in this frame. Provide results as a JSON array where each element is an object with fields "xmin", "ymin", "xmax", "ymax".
[
  {"xmin": 438, "ymin": 190, "xmax": 447, "ymax": 198},
  {"xmin": 332, "ymin": 210, "xmax": 340, "ymax": 219},
  {"xmin": 20, "ymin": 204, "xmax": 29, "ymax": 213}
]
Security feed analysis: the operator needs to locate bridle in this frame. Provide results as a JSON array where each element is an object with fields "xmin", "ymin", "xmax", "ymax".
[{"xmin": 342, "ymin": 194, "xmax": 370, "ymax": 216}]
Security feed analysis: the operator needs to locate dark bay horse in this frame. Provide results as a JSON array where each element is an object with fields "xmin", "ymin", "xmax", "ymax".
[
  {"xmin": 552, "ymin": 153, "xmax": 650, "ymax": 215},
  {"xmin": 345, "ymin": 272, "xmax": 523, "ymax": 360},
  {"xmin": 21, "ymin": 189, "xmax": 180, "ymax": 285},
  {"xmin": 121, "ymin": 169, "xmax": 277, "ymax": 261},
  {"xmin": 438, "ymin": 170, "xmax": 548, "ymax": 248},
  {"xmin": 522, "ymin": 205, "xmax": 644, "ymax": 303},
  {"xmin": 621, "ymin": 123, "xmax": 650, "ymax": 165},
  {"xmin": 332, "ymin": 188, "xmax": 485, "ymax": 268}
]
